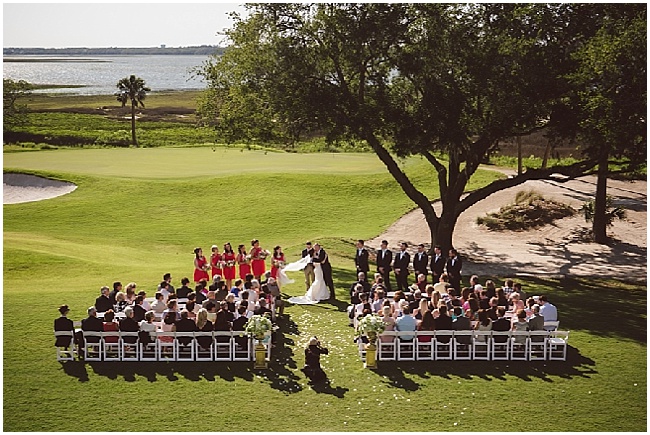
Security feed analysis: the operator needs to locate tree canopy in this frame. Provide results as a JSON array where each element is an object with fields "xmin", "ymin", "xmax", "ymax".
[{"xmin": 198, "ymin": 3, "xmax": 645, "ymax": 251}]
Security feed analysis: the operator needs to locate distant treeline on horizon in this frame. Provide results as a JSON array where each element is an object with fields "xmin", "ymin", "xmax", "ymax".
[{"xmin": 3, "ymin": 45, "xmax": 225, "ymax": 56}]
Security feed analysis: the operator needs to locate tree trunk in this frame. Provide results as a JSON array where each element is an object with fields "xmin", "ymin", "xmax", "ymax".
[
  {"xmin": 131, "ymin": 102, "xmax": 138, "ymax": 147},
  {"xmin": 541, "ymin": 139, "xmax": 552, "ymax": 169},
  {"xmin": 517, "ymin": 135, "xmax": 523, "ymax": 175},
  {"xmin": 593, "ymin": 146, "xmax": 609, "ymax": 243},
  {"xmin": 435, "ymin": 210, "xmax": 457, "ymax": 255}
]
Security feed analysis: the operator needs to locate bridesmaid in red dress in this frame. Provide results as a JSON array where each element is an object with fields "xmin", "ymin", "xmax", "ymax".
[
  {"xmin": 250, "ymin": 239, "xmax": 267, "ymax": 281},
  {"xmin": 270, "ymin": 245, "xmax": 285, "ymax": 279},
  {"xmin": 237, "ymin": 244, "xmax": 251, "ymax": 280},
  {"xmin": 222, "ymin": 242, "xmax": 237, "ymax": 289},
  {"xmin": 193, "ymin": 247, "xmax": 210, "ymax": 283},
  {"xmin": 210, "ymin": 245, "xmax": 224, "ymax": 280}
]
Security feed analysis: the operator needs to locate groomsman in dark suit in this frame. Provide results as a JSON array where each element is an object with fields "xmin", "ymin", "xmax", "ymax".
[
  {"xmin": 430, "ymin": 245, "xmax": 446, "ymax": 285},
  {"xmin": 376, "ymin": 240, "xmax": 393, "ymax": 291},
  {"xmin": 393, "ymin": 242, "xmax": 411, "ymax": 292},
  {"xmin": 412, "ymin": 243, "xmax": 429, "ymax": 282},
  {"xmin": 446, "ymin": 248, "xmax": 463, "ymax": 291},
  {"xmin": 354, "ymin": 240, "xmax": 370, "ymax": 276}
]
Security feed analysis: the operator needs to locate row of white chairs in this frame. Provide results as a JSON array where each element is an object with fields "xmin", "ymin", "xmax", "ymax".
[
  {"xmin": 55, "ymin": 330, "xmax": 272, "ymax": 362},
  {"xmin": 359, "ymin": 330, "xmax": 569, "ymax": 361}
]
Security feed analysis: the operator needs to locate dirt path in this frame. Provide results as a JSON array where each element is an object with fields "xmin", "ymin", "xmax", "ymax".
[{"xmin": 368, "ymin": 167, "xmax": 647, "ymax": 282}]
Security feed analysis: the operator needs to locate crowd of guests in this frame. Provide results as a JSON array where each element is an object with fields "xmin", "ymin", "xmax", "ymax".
[
  {"xmin": 351, "ymin": 239, "xmax": 559, "ymax": 341},
  {"xmin": 55, "ymin": 270, "xmax": 283, "ymax": 355}
]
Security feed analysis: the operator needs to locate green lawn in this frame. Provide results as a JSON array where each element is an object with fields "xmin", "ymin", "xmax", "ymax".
[{"xmin": 3, "ymin": 148, "xmax": 646, "ymax": 431}]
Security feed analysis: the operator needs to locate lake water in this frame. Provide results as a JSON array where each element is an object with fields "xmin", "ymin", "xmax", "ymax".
[{"xmin": 2, "ymin": 55, "xmax": 210, "ymax": 95}]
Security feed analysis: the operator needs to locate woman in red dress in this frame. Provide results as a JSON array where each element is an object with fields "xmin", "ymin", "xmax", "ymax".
[
  {"xmin": 193, "ymin": 247, "xmax": 210, "ymax": 283},
  {"xmin": 210, "ymin": 245, "xmax": 224, "ymax": 280},
  {"xmin": 237, "ymin": 244, "xmax": 252, "ymax": 280},
  {"xmin": 270, "ymin": 245, "xmax": 285, "ymax": 280},
  {"xmin": 222, "ymin": 242, "xmax": 237, "ymax": 289},
  {"xmin": 250, "ymin": 239, "xmax": 267, "ymax": 281}
]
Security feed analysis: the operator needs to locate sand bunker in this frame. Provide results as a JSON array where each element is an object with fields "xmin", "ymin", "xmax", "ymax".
[{"xmin": 3, "ymin": 173, "xmax": 77, "ymax": 204}]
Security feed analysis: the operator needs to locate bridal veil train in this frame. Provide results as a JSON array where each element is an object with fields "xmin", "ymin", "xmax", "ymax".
[{"xmin": 284, "ymin": 256, "xmax": 330, "ymax": 304}]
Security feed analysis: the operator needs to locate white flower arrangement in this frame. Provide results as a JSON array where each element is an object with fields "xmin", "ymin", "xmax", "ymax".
[
  {"xmin": 355, "ymin": 314, "xmax": 386, "ymax": 338},
  {"xmin": 244, "ymin": 314, "xmax": 273, "ymax": 339},
  {"xmin": 258, "ymin": 250, "xmax": 270, "ymax": 260},
  {"xmin": 225, "ymin": 260, "xmax": 236, "ymax": 267}
]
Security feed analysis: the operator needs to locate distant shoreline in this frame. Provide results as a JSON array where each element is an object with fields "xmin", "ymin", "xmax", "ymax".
[
  {"xmin": 4, "ymin": 57, "xmax": 111, "ymax": 63},
  {"xmin": 3, "ymin": 45, "xmax": 224, "ymax": 56}
]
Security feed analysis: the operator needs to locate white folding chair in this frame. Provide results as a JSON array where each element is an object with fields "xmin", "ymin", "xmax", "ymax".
[
  {"xmin": 490, "ymin": 331, "xmax": 511, "ymax": 360},
  {"xmin": 377, "ymin": 331, "xmax": 397, "ymax": 361},
  {"xmin": 415, "ymin": 331, "xmax": 435, "ymax": 361},
  {"xmin": 509, "ymin": 331, "xmax": 529, "ymax": 360},
  {"xmin": 453, "ymin": 331, "xmax": 473, "ymax": 360},
  {"xmin": 544, "ymin": 321, "xmax": 560, "ymax": 331},
  {"xmin": 396, "ymin": 331, "xmax": 417, "ymax": 361},
  {"xmin": 434, "ymin": 330, "xmax": 453, "ymax": 360},
  {"xmin": 232, "ymin": 332, "xmax": 252, "ymax": 361},
  {"xmin": 120, "ymin": 332, "xmax": 140, "ymax": 361},
  {"xmin": 547, "ymin": 330, "xmax": 569, "ymax": 361},
  {"xmin": 195, "ymin": 331, "xmax": 215, "ymax": 361},
  {"xmin": 54, "ymin": 331, "xmax": 77, "ymax": 361},
  {"xmin": 139, "ymin": 331, "xmax": 158, "ymax": 361},
  {"xmin": 528, "ymin": 331, "xmax": 549, "ymax": 360},
  {"xmin": 157, "ymin": 331, "xmax": 177, "ymax": 361},
  {"xmin": 472, "ymin": 331, "xmax": 491, "ymax": 360},
  {"xmin": 82, "ymin": 331, "xmax": 103, "ymax": 361},
  {"xmin": 214, "ymin": 331, "xmax": 233, "ymax": 361},
  {"xmin": 175, "ymin": 332, "xmax": 196, "ymax": 361},
  {"xmin": 102, "ymin": 331, "xmax": 121, "ymax": 361}
]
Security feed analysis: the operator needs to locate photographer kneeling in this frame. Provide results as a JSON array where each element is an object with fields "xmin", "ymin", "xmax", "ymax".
[{"xmin": 301, "ymin": 337, "xmax": 329, "ymax": 383}]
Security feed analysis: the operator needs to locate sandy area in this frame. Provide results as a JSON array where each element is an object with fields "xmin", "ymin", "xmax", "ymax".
[
  {"xmin": 3, "ymin": 173, "xmax": 77, "ymax": 204},
  {"xmin": 368, "ymin": 169, "xmax": 647, "ymax": 282}
]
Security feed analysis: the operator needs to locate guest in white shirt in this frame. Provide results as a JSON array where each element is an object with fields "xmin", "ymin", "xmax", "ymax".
[{"xmin": 538, "ymin": 294, "xmax": 557, "ymax": 322}]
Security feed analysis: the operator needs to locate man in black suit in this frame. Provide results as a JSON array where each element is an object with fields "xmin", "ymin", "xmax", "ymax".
[
  {"xmin": 302, "ymin": 241, "xmax": 315, "ymax": 291},
  {"xmin": 54, "ymin": 305, "xmax": 74, "ymax": 348},
  {"xmin": 376, "ymin": 240, "xmax": 393, "ymax": 291},
  {"xmin": 175, "ymin": 309, "xmax": 198, "ymax": 346},
  {"xmin": 313, "ymin": 243, "xmax": 335, "ymax": 299},
  {"xmin": 78, "ymin": 306, "xmax": 104, "ymax": 357},
  {"xmin": 119, "ymin": 306, "xmax": 140, "ymax": 344},
  {"xmin": 492, "ymin": 307, "xmax": 511, "ymax": 344},
  {"xmin": 430, "ymin": 245, "xmax": 446, "ymax": 285},
  {"xmin": 412, "ymin": 243, "xmax": 429, "ymax": 281},
  {"xmin": 446, "ymin": 248, "xmax": 462, "ymax": 291},
  {"xmin": 109, "ymin": 282, "xmax": 122, "ymax": 305},
  {"xmin": 132, "ymin": 295, "xmax": 147, "ymax": 322},
  {"xmin": 94, "ymin": 286, "xmax": 113, "ymax": 313},
  {"xmin": 176, "ymin": 277, "xmax": 193, "ymax": 298},
  {"xmin": 393, "ymin": 242, "xmax": 411, "ymax": 292},
  {"xmin": 354, "ymin": 240, "xmax": 370, "ymax": 276}
]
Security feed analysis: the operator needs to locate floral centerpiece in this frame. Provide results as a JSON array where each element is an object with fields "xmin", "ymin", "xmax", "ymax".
[
  {"xmin": 355, "ymin": 314, "xmax": 386, "ymax": 341},
  {"xmin": 244, "ymin": 314, "xmax": 273, "ymax": 340}
]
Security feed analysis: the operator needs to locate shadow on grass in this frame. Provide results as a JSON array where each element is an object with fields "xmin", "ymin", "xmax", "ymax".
[
  {"xmin": 374, "ymin": 345, "xmax": 597, "ymax": 391},
  {"xmin": 60, "ymin": 315, "xmax": 306, "ymax": 394}
]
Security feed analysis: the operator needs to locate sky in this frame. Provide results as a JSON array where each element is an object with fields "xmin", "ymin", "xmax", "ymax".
[{"xmin": 3, "ymin": 2, "xmax": 247, "ymax": 48}]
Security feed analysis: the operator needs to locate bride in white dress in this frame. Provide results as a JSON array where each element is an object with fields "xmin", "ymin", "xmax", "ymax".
[{"xmin": 282, "ymin": 255, "xmax": 330, "ymax": 304}]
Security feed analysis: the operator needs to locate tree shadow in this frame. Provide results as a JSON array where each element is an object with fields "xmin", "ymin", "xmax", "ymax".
[{"xmin": 373, "ymin": 345, "xmax": 597, "ymax": 391}]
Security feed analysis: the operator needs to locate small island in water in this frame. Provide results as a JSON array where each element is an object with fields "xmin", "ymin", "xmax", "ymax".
[{"xmin": 3, "ymin": 45, "xmax": 224, "ymax": 57}]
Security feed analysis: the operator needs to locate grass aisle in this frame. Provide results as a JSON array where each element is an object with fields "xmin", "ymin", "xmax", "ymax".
[{"xmin": 3, "ymin": 148, "xmax": 646, "ymax": 431}]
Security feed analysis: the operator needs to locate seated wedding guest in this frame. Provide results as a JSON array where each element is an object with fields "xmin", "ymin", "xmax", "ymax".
[
  {"xmin": 150, "ymin": 292, "xmax": 166, "ymax": 314},
  {"xmin": 485, "ymin": 279, "xmax": 497, "ymax": 299},
  {"xmin": 113, "ymin": 292, "xmax": 128, "ymax": 313},
  {"xmin": 452, "ymin": 306, "xmax": 472, "ymax": 337},
  {"xmin": 527, "ymin": 304, "xmax": 545, "ymax": 331},
  {"xmin": 372, "ymin": 289, "xmax": 386, "ymax": 314},
  {"xmin": 159, "ymin": 281, "xmax": 171, "ymax": 302},
  {"xmin": 159, "ymin": 311, "xmax": 177, "ymax": 347},
  {"xmin": 509, "ymin": 292, "xmax": 525, "ymax": 313},
  {"xmin": 185, "ymin": 301, "xmax": 197, "ymax": 319},
  {"xmin": 133, "ymin": 295, "xmax": 147, "ymax": 322},
  {"xmin": 214, "ymin": 301, "xmax": 234, "ymax": 342},
  {"xmin": 205, "ymin": 302, "xmax": 217, "ymax": 323},
  {"xmin": 409, "ymin": 289, "xmax": 424, "ymax": 312},
  {"xmin": 195, "ymin": 308, "xmax": 214, "ymax": 350},
  {"xmin": 102, "ymin": 310, "xmax": 120, "ymax": 344},
  {"xmin": 444, "ymin": 288, "xmax": 462, "ymax": 311},
  {"xmin": 429, "ymin": 289, "xmax": 441, "ymax": 311},
  {"xmin": 195, "ymin": 283, "xmax": 207, "ymax": 305},
  {"xmin": 244, "ymin": 274, "xmax": 254, "ymax": 290},
  {"xmin": 301, "ymin": 337, "xmax": 329, "ymax": 384},
  {"xmin": 350, "ymin": 272, "xmax": 372, "ymax": 304},
  {"xmin": 466, "ymin": 293, "xmax": 480, "ymax": 319},
  {"xmin": 94, "ymin": 286, "xmax": 113, "ymax": 313},
  {"xmin": 479, "ymin": 290, "xmax": 490, "ymax": 310},
  {"xmin": 232, "ymin": 306, "xmax": 249, "ymax": 348},
  {"xmin": 511, "ymin": 309, "xmax": 529, "ymax": 343},
  {"xmin": 81, "ymin": 306, "xmax": 104, "ymax": 342},
  {"xmin": 355, "ymin": 293, "xmax": 373, "ymax": 320},
  {"xmin": 157, "ymin": 273, "xmax": 175, "ymax": 294},
  {"xmin": 395, "ymin": 306, "xmax": 417, "ymax": 340},
  {"xmin": 119, "ymin": 307, "xmax": 139, "ymax": 344},
  {"xmin": 487, "ymin": 297, "xmax": 499, "ymax": 321},
  {"xmin": 491, "ymin": 307, "xmax": 511, "ymax": 343},
  {"xmin": 266, "ymin": 277, "xmax": 284, "ymax": 316},
  {"xmin": 160, "ymin": 299, "xmax": 181, "ymax": 322},
  {"xmin": 380, "ymin": 306, "xmax": 396, "ymax": 343},
  {"xmin": 350, "ymin": 283, "xmax": 365, "ymax": 307},
  {"xmin": 417, "ymin": 310, "xmax": 436, "ymax": 342},
  {"xmin": 470, "ymin": 275, "xmax": 483, "ymax": 293},
  {"xmin": 414, "ymin": 274, "xmax": 428, "ymax": 292},
  {"xmin": 502, "ymin": 279, "xmax": 514, "ymax": 297},
  {"xmin": 538, "ymin": 295, "xmax": 558, "ymax": 322},
  {"xmin": 249, "ymin": 280, "xmax": 261, "ymax": 303},
  {"xmin": 54, "ymin": 304, "xmax": 74, "ymax": 349},
  {"xmin": 225, "ymin": 293, "xmax": 237, "ymax": 313},
  {"xmin": 176, "ymin": 277, "xmax": 193, "ymax": 298},
  {"xmin": 495, "ymin": 287, "xmax": 509, "ymax": 308},
  {"xmin": 239, "ymin": 290, "xmax": 253, "ymax": 312},
  {"xmin": 415, "ymin": 298, "xmax": 429, "ymax": 321},
  {"xmin": 209, "ymin": 275, "xmax": 222, "ymax": 292},
  {"xmin": 433, "ymin": 273, "xmax": 449, "ymax": 294},
  {"xmin": 125, "ymin": 282, "xmax": 137, "ymax": 304},
  {"xmin": 391, "ymin": 290, "xmax": 405, "ymax": 310},
  {"xmin": 474, "ymin": 309, "xmax": 493, "ymax": 342},
  {"xmin": 513, "ymin": 282, "xmax": 527, "ymax": 301},
  {"xmin": 109, "ymin": 281, "xmax": 122, "ymax": 305},
  {"xmin": 255, "ymin": 299, "xmax": 273, "ymax": 316},
  {"xmin": 175, "ymin": 309, "xmax": 198, "ymax": 346},
  {"xmin": 138, "ymin": 311, "xmax": 157, "ymax": 345},
  {"xmin": 370, "ymin": 275, "xmax": 385, "ymax": 297},
  {"xmin": 231, "ymin": 279, "xmax": 244, "ymax": 297},
  {"xmin": 461, "ymin": 287, "xmax": 472, "ymax": 305},
  {"xmin": 202, "ymin": 291, "xmax": 218, "ymax": 309},
  {"xmin": 434, "ymin": 305, "xmax": 453, "ymax": 331},
  {"xmin": 214, "ymin": 280, "xmax": 229, "ymax": 301},
  {"xmin": 137, "ymin": 291, "xmax": 151, "ymax": 311}
]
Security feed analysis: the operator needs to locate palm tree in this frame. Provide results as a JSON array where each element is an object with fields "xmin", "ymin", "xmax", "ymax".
[{"xmin": 115, "ymin": 75, "xmax": 151, "ymax": 147}]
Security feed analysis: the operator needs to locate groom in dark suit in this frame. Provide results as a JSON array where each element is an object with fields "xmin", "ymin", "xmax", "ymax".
[
  {"xmin": 354, "ymin": 240, "xmax": 370, "ymax": 276},
  {"xmin": 301, "ymin": 241, "xmax": 315, "ymax": 291},
  {"xmin": 313, "ymin": 243, "xmax": 335, "ymax": 300}
]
